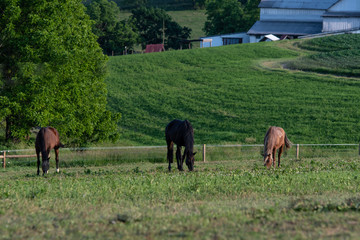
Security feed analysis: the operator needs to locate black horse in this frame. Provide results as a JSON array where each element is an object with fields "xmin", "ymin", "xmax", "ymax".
[{"xmin": 165, "ymin": 119, "xmax": 196, "ymax": 171}]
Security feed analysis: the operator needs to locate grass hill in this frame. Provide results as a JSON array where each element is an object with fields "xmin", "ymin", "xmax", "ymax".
[
  {"xmin": 285, "ymin": 34, "xmax": 360, "ymax": 77},
  {"xmin": 106, "ymin": 34, "xmax": 360, "ymax": 146}
]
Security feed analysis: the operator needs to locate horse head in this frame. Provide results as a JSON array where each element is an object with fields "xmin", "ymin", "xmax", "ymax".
[
  {"xmin": 263, "ymin": 154, "xmax": 273, "ymax": 168},
  {"xmin": 186, "ymin": 152, "xmax": 196, "ymax": 171},
  {"xmin": 42, "ymin": 157, "xmax": 50, "ymax": 175}
]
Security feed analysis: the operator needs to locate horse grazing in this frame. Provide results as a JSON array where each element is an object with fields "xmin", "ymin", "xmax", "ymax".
[
  {"xmin": 35, "ymin": 127, "xmax": 64, "ymax": 175},
  {"xmin": 263, "ymin": 126, "xmax": 292, "ymax": 168},
  {"xmin": 165, "ymin": 119, "xmax": 196, "ymax": 171}
]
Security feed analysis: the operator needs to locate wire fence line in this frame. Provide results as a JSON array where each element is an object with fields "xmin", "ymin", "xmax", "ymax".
[
  {"xmin": 1, "ymin": 143, "xmax": 357, "ymax": 152},
  {"xmin": 1, "ymin": 143, "xmax": 360, "ymax": 169}
]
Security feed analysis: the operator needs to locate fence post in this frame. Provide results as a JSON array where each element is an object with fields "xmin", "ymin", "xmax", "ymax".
[
  {"xmin": 296, "ymin": 144, "xmax": 300, "ymax": 160},
  {"xmin": 202, "ymin": 144, "xmax": 206, "ymax": 162},
  {"xmin": 2, "ymin": 151, "xmax": 6, "ymax": 169}
]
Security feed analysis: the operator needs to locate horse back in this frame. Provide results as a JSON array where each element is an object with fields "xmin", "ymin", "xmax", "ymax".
[
  {"xmin": 36, "ymin": 127, "xmax": 62, "ymax": 151},
  {"xmin": 264, "ymin": 126, "xmax": 286, "ymax": 152},
  {"xmin": 165, "ymin": 119, "xmax": 194, "ymax": 146}
]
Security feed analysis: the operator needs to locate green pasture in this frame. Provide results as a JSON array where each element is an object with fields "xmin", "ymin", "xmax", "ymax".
[
  {"xmin": 1, "ymin": 155, "xmax": 360, "ymax": 239},
  {"xmin": 106, "ymin": 34, "xmax": 360, "ymax": 146},
  {"xmin": 285, "ymin": 34, "xmax": 360, "ymax": 77}
]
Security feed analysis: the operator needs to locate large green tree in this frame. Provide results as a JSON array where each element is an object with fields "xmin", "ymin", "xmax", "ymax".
[
  {"xmin": 0, "ymin": 0, "xmax": 119, "ymax": 145},
  {"xmin": 203, "ymin": 0, "xmax": 260, "ymax": 35},
  {"xmin": 85, "ymin": 0, "xmax": 139, "ymax": 55},
  {"xmin": 131, "ymin": 7, "xmax": 192, "ymax": 50}
]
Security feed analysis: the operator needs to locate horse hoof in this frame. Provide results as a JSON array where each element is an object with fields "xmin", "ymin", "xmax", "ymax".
[{"xmin": 56, "ymin": 168, "xmax": 59, "ymax": 173}]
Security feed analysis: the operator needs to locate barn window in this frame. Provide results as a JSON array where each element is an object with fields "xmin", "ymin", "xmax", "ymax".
[{"xmin": 222, "ymin": 38, "xmax": 243, "ymax": 45}]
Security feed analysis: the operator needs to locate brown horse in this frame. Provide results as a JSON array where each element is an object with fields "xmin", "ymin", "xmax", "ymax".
[
  {"xmin": 35, "ymin": 127, "xmax": 64, "ymax": 175},
  {"xmin": 263, "ymin": 126, "xmax": 292, "ymax": 168}
]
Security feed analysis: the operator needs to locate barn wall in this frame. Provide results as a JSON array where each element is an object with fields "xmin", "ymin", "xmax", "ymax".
[{"xmin": 323, "ymin": 17, "xmax": 360, "ymax": 32}]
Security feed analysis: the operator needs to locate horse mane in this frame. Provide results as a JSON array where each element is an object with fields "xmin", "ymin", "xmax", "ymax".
[
  {"xmin": 263, "ymin": 130, "xmax": 269, "ymax": 155},
  {"xmin": 263, "ymin": 127, "xmax": 274, "ymax": 156}
]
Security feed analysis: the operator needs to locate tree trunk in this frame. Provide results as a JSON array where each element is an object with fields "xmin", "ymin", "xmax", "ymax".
[{"xmin": 5, "ymin": 117, "xmax": 12, "ymax": 141}]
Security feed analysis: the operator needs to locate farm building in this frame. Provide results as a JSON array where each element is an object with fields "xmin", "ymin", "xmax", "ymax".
[
  {"xmin": 248, "ymin": 0, "xmax": 360, "ymax": 42},
  {"xmin": 200, "ymin": 32, "xmax": 250, "ymax": 48},
  {"xmin": 199, "ymin": 0, "xmax": 360, "ymax": 47}
]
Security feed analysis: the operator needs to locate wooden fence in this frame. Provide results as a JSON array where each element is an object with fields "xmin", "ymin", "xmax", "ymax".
[
  {"xmin": 1, "ymin": 143, "xmax": 360, "ymax": 168},
  {"xmin": 1, "ymin": 151, "xmax": 37, "ymax": 168}
]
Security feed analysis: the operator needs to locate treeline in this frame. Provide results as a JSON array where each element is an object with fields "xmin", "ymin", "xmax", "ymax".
[
  {"xmin": 83, "ymin": 0, "xmax": 260, "ymax": 56},
  {"xmin": 86, "ymin": 0, "xmax": 206, "ymax": 10},
  {"xmin": 84, "ymin": 0, "xmax": 192, "ymax": 55}
]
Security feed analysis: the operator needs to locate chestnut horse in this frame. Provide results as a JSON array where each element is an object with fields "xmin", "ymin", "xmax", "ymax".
[
  {"xmin": 35, "ymin": 127, "xmax": 64, "ymax": 175},
  {"xmin": 165, "ymin": 119, "xmax": 196, "ymax": 171},
  {"xmin": 263, "ymin": 126, "xmax": 292, "ymax": 168}
]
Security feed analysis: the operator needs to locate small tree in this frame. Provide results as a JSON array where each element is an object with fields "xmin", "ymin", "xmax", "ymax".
[
  {"xmin": 131, "ymin": 7, "xmax": 192, "ymax": 50},
  {"xmin": 203, "ymin": 0, "xmax": 260, "ymax": 35},
  {"xmin": 85, "ymin": 0, "xmax": 139, "ymax": 55},
  {"xmin": 0, "ymin": 0, "xmax": 119, "ymax": 145}
]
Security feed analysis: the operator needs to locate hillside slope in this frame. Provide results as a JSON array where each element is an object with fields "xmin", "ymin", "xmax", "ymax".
[{"xmin": 106, "ymin": 35, "xmax": 360, "ymax": 146}]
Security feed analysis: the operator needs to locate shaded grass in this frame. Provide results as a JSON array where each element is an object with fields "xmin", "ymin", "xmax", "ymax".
[{"xmin": 1, "ymin": 157, "xmax": 360, "ymax": 239}]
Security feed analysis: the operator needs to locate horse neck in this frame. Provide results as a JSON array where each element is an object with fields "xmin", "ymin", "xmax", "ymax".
[
  {"xmin": 184, "ymin": 135, "xmax": 194, "ymax": 155},
  {"xmin": 264, "ymin": 135, "xmax": 274, "ymax": 155}
]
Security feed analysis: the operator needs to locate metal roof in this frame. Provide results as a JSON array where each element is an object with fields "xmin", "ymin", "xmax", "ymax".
[
  {"xmin": 259, "ymin": 0, "xmax": 340, "ymax": 10},
  {"xmin": 323, "ymin": 11, "xmax": 360, "ymax": 18},
  {"xmin": 247, "ymin": 21, "xmax": 323, "ymax": 35}
]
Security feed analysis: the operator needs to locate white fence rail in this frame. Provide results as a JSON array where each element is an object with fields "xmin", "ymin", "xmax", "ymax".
[{"xmin": 1, "ymin": 143, "xmax": 360, "ymax": 168}]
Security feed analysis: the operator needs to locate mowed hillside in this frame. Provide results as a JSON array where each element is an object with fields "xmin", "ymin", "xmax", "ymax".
[{"xmin": 106, "ymin": 34, "xmax": 360, "ymax": 146}]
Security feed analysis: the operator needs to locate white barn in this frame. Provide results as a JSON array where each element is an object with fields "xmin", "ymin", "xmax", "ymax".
[{"xmin": 248, "ymin": 0, "xmax": 360, "ymax": 42}]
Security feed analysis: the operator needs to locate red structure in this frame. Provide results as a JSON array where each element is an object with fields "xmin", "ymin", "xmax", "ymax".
[{"xmin": 145, "ymin": 44, "xmax": 165, "ymax": 53}]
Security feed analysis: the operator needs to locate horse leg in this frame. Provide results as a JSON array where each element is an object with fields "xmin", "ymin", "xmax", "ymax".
[
  {"xmin": 278, "ymin": 145, "xmax": 284, "ymax": 167},
  {"xmin": 36, "ymin": 150, "xmax": 40, "ymax": 176},
  {"xmin": 176, "ymin": 146, "xmax": 183, "ymax": 171},
  {"xmin": 167, "ymin": 140, "xmax": 173, "ymax": 171},
  {"xmin": 55, "ymin": 148, "xmax": 60, "ymax": 173},
  {"xmin": 272, "ymin": 149, "xmax": 276, "ymax": 168},
  {"xmin": 181, "ymin": 150, "xmax": 186, "ymax": 169}
]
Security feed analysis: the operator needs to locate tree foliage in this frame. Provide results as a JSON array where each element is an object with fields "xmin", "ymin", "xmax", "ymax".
[
  {"xmin": 203, "ymin": 0, "xmax": 260, "ymax": 35},
  {"xmin": 0, "ymin": 0, "xmax": 119, "ymax": 145},
  {"xmin": 85, "ymin": 0, "xmax": 139, "ymax": 55},
  {"xmin": 131, "ymin": 7, "xmax": 192, "ymax": 50},
  {"xmin": 113, "ymin": 0, "xmax": 206, "ymax": 10}
]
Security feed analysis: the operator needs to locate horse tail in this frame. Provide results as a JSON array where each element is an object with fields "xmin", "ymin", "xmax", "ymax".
[{"xmin": 284, "ymin": 133, "xmax": 292, "ymax": 149}]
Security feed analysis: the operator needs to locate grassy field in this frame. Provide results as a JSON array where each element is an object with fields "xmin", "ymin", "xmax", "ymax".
[
  {"xmin": 284, "ymin": 34, "xmax": 360, "ymax": 77},
  {"xmin": 106, "ymin": 34, "xmax": 360, "ymax": 146},
  {"xmin": 2, "ymin": 155, "xmax": 360, "ymax": 239}
]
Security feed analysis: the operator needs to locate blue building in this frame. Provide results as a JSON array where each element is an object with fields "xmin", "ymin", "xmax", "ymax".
[
  {"xmin": 200, "ymin": 0, "xmax": 360, "ymax": 47},
  {"xmin": 248, "ymin": 0, "xmax": 360, "ymax": 42}
]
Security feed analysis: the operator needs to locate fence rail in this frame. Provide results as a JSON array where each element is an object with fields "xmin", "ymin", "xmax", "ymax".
[{"xmin": 1, "ymin": 143, "xmax": 360, "ymax": 169}]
